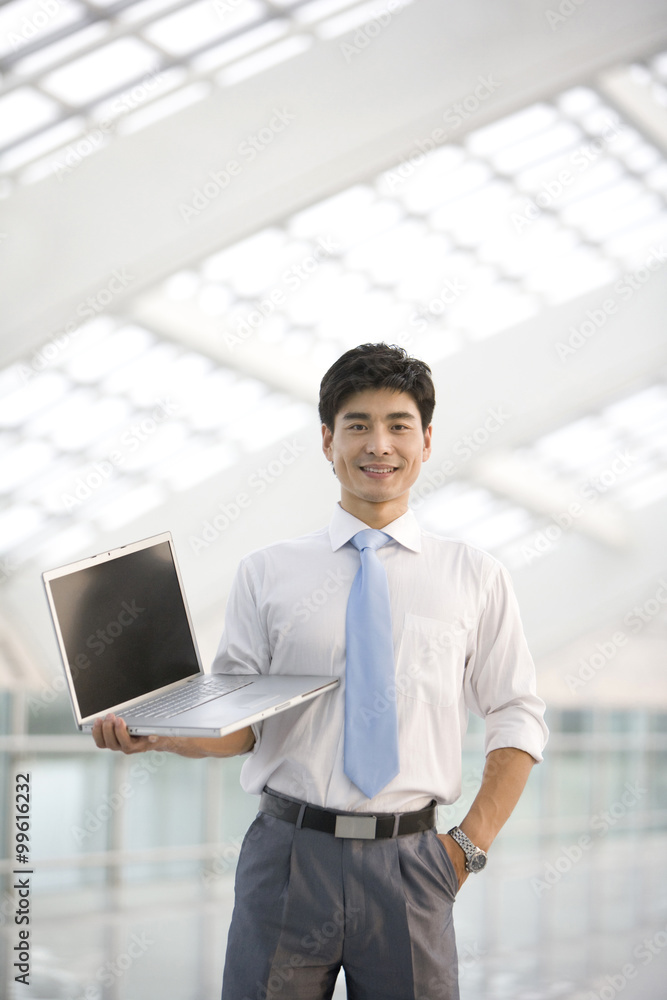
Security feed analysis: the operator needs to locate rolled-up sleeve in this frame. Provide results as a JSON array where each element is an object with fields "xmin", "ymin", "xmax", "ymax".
[
  {"xmin": 211, "ymin": 557, "xmax": 268, "ymax": 755},
  {"xmin": 463, "ymin": 563, "xmax": 548, "ymax": 763}
]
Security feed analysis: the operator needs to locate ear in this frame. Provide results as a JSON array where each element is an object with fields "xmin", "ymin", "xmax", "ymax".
[
  {"xmin": 322, "ymin": 423, "xmax": 334, "ymax": 462},
  {"xmin": 422, "ymin": 424, "xmax": 433, "ymax": 462}
]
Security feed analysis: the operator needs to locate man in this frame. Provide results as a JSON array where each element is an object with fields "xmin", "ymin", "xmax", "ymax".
[{"xmin": 93, "ymin": 343, "xmax": 548, "ymax": 1000}]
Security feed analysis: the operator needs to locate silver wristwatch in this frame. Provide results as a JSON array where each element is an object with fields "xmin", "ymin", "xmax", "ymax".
[{"xmin": 447, "ymin": 826, "xmax": 488, "ymax": 873}]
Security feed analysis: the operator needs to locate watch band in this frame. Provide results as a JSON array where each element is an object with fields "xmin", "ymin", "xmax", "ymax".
[{"xmin": 447, "ymin": 826, "xmax": 488, "ymax": 873}]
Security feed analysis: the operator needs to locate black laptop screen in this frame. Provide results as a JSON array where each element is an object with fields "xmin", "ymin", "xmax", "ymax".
[{"xmin": 49, "ymin": 541, "xmax": 200, "ymax": 719}]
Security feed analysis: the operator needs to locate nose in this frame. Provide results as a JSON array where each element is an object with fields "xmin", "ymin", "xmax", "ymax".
[{"xmin": 365, "ymin": 427, "xmax": 392, "ymax": 454}]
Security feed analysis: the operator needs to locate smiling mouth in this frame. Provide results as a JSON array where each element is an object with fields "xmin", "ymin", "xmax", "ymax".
[{"xmin": 359, "ymin": 466, "xmax": 397, "ymax": 477}]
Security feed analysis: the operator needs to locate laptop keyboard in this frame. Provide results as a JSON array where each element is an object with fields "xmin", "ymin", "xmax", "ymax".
[{"xmin": 123, "ymin": 675, "xmax": 253, "ymax": 720}]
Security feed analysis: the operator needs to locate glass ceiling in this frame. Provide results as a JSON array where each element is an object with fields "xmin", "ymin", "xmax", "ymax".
[
  {"xmin": 417, "ymin": 380, "xmax": 667, "ymax": 568},
  {"xmin": 0, "ymin": 0, "xmax": 416, "ymax": 185},
  {"xmin": 1, "ymin": 9, "xmax": 666, "ymax": 574}
]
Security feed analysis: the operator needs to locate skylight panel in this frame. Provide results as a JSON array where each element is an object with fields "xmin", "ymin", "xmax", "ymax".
[
  {"xmin": 577, "ymin": 191, "xmax": 661, "ymax": 243},
  {"xmin": 204, "ymin": 227, "xmax": 287, "ymax": 293},
  {"xmin": 615, "ymin": 469, "xmax": 667, "ymax": 509},
  {"xmin": 465, "ymin": 103, "xmax": 558, "ymax": 157},
  {"xmin": 622, "ymin": 142, "xmax": 661, "ymax": 174},
  {"xmin": 552, "ymin": 159, "xmax": 626, "ymax": 208},
  {"xmin": 525, "ymin": 248, "xmax": 617, "ymax": 304},
  {"xmin": 230, "ymin": 234, "xmax": 320, "ymax": 299},
  {"xmin": 293, "ymin": 279, "xmax": 395, "ymax": 330},
  {"xmin": 155, "ymin": 439, "xmax": 238, "ymax": 490},
  {"xmin": 560, "ymin": 178, "xmax": 655, "ymax": 236},
  {"xmin": 255, "ymin": 314, "xmax": 289, "ymax": 345},
  {"xmin": 266, "ymin": 398, "xmax": 317, "ymax": 440},
  {"xmin": 447, "ymin": 281, "xmax": 538, "ymax": 339},
  {"xmin": 142, "ymin": 0, "xmax": 265, "ymax": 57},
  {"xmin": 0, "ymin": 441, "xmax": 55, "ymax": 494},
  {"xmin": 0, "ymin": 0, "xmax": 86, "ymax": 60},
  {"xmin": 603, "ymin": 385, "xmax": 667, "ymax": 428},
  {"xmin": 490, "ymin": 120, "xmax": 583, "ymax": 174},
  {"xmin": 0, "ymin": 372, "xmax": 69, "ymax": 427},
  {"xmin": 118, "ymin": 419, "xmax": 188, "ymax": 471},
  {"xmin": 395, "ymin": 247, "xmax": 472, "ymax": 302},
  {"xmin": 228, "ymin": 396, "xmax": 311, "ymax": 450},
  {"xmin": 0, "ymin": 87, "xmax": 61, "ymax": 148},
  {"xmin": 315, "ymin": 0, "xmax": 414, "ymax": 38},
  {"xmin": 121, "ymin": 79, "xmax": 213, "ymax": 134},
  {"xmin": 278, "ymin": 260, "xmax": 344, "ymax": 325},
  {"xmin": 315, "ymin": 287, "xmax": 404, "ymax": 344},
  {"xmin": 433, "ymin": 180, "xmax": 514, "ymax": 246},
  {"xmin": 26, "ymin": 387, "xmax": 94, "ymax": 449},
  {"xmin": 413, "ymin": 159, "xmax": 490, "ymax": 218},
  {"xmin": 120, "ymin": 351, "xmax": 214, "ymax": 409},
  {"xmin": 11, "ymin": 21, "xmax": 109, "ymax": 77},
  {"xmin": 604, "ymin": 213, "xmax": 667, "ymax": 265},
  {"xmin": 95, "ymin": 483, "xmax": 165, "ymax": 531},
  {"xmin": 0, "ymin": 115, "xmax": 84, "ymax": 173},
  {"xmin": 0, "ymin": 505, "xmax": 45, "ymax": 552},
  {"xmin": 116, "ymin": 0, "xmax": 187, "ymax": 24},
  {"xmin": 532, "ymin": 418, "xmax": 616, "ymax": 470},
  {"xmin": 478, "ymin": 222, "xmax": 577, "ymax": 279},
  {"xmin": 343, "ymin": 219, "xmax": 436, "ymax": 284},
  {"xmin": 102, "ymin": 341, "xmax": 181, "ymax": 397},
  {"xmin": 163, "ymin": 270, "xmax": 201, "ymax": 300},
  {"xmin": 556, "ymin": 86, "xmax": 601, "ymax": 118},
  {"xmin": 90, "ymin": 64, "xmax": 186, "ymax": 127},
  {"xmin": 189, "ymin": 19, "xmax": 289, "ymax": 73},
  {"xmin": 418, "ymin": 484, "xmax": 502, "ymax": 532},
  {"xmin": 41, "ymin": 37, "xmax": 161, "ymax": 105},
  {"xmin": 186, "ymin": 369, "xmax": 240, "ymax": 430},
  {"xmin": 207, "ymin": 379, "xmax": 269, "ymax": 437},
  {"xmin": 379, "ymin": 144, "xmax": 465, "ymax": 212},
  {"xmin": 50, "ymin": 315, "xmax": 116, "ymax": 369},
  {"xmin": 283, "ymin": 269, "xmax": 365, "ymax": 328},
  {"xmin": 32, "ymin": 522, "xmax": 96, "ymax": 567},
  {"xmin": 458, "ymin": 506, "xmax": 537, "ymax": 551},
  {"xmin": 289, "ymin": 185, "xmax": 382, "ymax": 244},
  {"xmin": 63, "ymin": 324, "xmax": 154, "ymax": 382},
  {"xmin": 17, "ymin": 455, "xmax": 95, "ymax": 513},
  {"xmin": 293, "ymin": 0, "xmax": 359, "ymax": 25},
  {"xmin": 197, "ymin": 283, "xmax": 233, "ymax": 317}
]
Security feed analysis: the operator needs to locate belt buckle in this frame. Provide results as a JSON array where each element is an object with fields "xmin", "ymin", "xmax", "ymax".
[{"xmin": 334, "ymin": 814, "xmax": 377, "ymax": 839}]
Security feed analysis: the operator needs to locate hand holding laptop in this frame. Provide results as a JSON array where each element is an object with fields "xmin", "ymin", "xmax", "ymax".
[
  {"xmin": 42, "ymin": 531, "xmax": 338, "ymax": 740},
  {"xmin": 91, "ymin": 712, "xmax": 256, "ymax": 757}
]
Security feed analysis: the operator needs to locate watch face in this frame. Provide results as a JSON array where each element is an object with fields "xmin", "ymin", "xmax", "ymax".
[{"xmin": 469, "ymin": 852, "xmax": 487, "ymax": 872}]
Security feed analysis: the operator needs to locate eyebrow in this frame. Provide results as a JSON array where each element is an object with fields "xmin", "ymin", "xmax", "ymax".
[{"xmin": 341, "ymin": 411, "xmax": 418, "ymax": 421}]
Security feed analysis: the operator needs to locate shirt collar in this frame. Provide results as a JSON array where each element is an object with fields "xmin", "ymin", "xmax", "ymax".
[{"xmin": 329, "ymin": 502, "xmax": 422, "ymax": 553}]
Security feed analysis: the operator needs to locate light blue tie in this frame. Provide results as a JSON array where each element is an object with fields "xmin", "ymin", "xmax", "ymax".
[{"xmin": 344, "ymin": 529, "xmax": 400, "ymax": 798}]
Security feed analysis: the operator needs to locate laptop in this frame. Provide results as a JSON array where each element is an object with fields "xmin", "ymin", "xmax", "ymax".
[{"xmin": 42, "ymin": 531, "xmax": 338, "ymax": 737}]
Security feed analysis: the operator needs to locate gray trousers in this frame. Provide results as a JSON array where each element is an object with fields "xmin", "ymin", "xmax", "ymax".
[{"xmin": 221, "ymin": 806, "xmax": 460, "ymax": 1000}]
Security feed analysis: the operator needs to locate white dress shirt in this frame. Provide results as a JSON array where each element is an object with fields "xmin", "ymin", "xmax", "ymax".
[{"xmin": 212, "ymin": 503, "xmax": 548, "ymax": 813}]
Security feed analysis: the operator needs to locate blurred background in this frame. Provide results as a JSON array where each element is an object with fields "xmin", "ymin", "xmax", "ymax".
[{"xmin": 1, "ymin": 0, "xmax": 667, "ymax": 996}]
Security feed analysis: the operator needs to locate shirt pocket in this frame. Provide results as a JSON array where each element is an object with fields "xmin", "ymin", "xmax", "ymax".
[{"xmin": 395, "ymin": 613, "xmax": 468, "ymax": 708}]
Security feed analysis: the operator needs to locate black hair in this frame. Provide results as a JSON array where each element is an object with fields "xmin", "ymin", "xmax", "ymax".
[{"xmin": 318, "ymin": 343, "xmax": 435, "ymax": 431}]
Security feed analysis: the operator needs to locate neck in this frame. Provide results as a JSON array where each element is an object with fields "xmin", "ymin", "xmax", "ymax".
[{"xmin": 338, "ymin": 494, "xmax": 409, "ymax": 529}]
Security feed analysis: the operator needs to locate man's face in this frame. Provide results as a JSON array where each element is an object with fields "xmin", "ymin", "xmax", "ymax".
[{"xmin": 321, "ymin": 387, "xmax": 432, "ymax": 522}]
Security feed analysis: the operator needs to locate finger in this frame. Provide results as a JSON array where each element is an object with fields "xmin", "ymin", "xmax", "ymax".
[
  {"xmin": 112, "ymin": 716, "xmax": 158, "ymax": 755},
  {"xmin": 101, "ymin": 714, "xmax": 124, "ymax": 751},
  {"xmin": 91, "ymin": 717, "xmax": 107, "ymax": 749}
]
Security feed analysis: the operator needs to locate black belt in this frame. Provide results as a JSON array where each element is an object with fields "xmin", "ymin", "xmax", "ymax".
[{"xmin": 259, "ymin": 788, "xmax": 437, "ymax": 840}]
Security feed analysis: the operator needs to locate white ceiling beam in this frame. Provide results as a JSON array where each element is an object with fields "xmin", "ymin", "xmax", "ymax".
[{"xmin": 469, "ymin": 451, "xmax": 631, "ymax": 548}]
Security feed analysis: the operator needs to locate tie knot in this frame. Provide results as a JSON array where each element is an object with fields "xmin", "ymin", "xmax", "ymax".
[{"xmin": 350, "ymin": 529, "xmax": 391, "ymax": 553}]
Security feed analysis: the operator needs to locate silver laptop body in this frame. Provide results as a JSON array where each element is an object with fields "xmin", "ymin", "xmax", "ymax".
[{"xmin": 42, "ymin": 531, "xmax": 338, "ymax": 737}]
